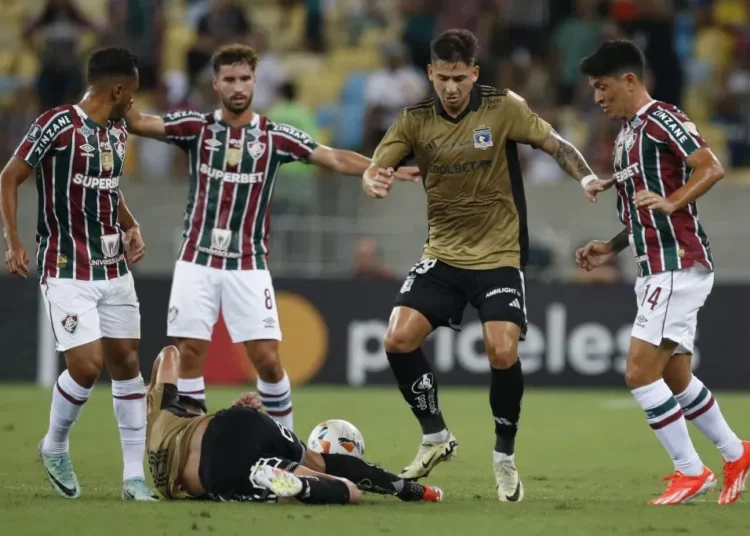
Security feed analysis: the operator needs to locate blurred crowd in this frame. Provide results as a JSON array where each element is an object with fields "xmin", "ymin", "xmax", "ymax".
[{"xmin": 0, "ymin": 0, "xmax": 748, "ymax": 282}]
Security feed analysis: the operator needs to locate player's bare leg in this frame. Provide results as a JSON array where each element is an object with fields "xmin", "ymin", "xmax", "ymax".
[
  {"xmin": 664, "ymin": 354, "xmax": 749, "ymax": 504},
  {"xmin": 384, "ymin": 306, "xmax": 457, "ymax": 480},
  {"xmin": 244, "ymin": 340, "xmax": 293, "ymax": 430},
  {"xmin": 483, "ymin": 321, "xmax": 524, "ymax": 502},
  {"xmin": 40, "ymin": 340, "xmax": 104, "ymax": 499},
  {"xmin": 103, "ymin": 338, "xmax": 157, "ymax": 501},
  {"xmin": 176, "ymin": 337, "xmax": 210, "ymax": 407},
  {"xmin": 626, "ymin": 338, "xmax": 715, "ymax": 505},
  {"xmin": 302, "ymin": 448, "xmax": 443, "ymax": 502}
]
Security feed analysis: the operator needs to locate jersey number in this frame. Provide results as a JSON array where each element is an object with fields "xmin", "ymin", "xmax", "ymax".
[
  {"xmin": 264, "ymin": 289, "xmax": 273, "ymax": 310},
  {"xmin": 642, "ymin": 285, "xmax": 662, "ymax": 311}
]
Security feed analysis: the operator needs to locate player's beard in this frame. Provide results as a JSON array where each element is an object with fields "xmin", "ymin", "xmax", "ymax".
[{"xmin": 223, "ymin": 93, "xmax": 253, "ymax": 115}]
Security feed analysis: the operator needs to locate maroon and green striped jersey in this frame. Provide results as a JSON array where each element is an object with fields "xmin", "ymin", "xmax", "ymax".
[
  {"xmin": 611, "ymin": 100, "xmax": 713, "ymax": 276},
  {"xmin": 14, "ymin": 105, "xmax": 129, "ymax": 281},
  {"xmin": 162, "ymin": 109, "xmax": 318, "ymax": 270}
]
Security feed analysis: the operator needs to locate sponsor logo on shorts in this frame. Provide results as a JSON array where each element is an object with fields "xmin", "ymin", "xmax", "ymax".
[
  {"xmin": 263, "ymin": 317, "xmax": 276, "ymax": 328},
  {"xmin": 168, "ymin": 306, "xmax": 178, "ymax": 324},
  {"xmin": 61, "ymin": 314, "xmax": 78, "ymax": 334},
  {"xmin": 485, "ymin": 287, "xmax": 521, "ymax": 299},
  {"xmin": 635, "ymin": 315, "xmax": 648, "ymax": 328},
  {"xmin": 411, "ymin": 373, "xmax": 434, "ymax": 394}
]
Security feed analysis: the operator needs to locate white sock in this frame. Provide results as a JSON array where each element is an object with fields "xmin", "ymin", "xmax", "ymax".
[
  {"xmin": 112, "ymin": 375, "xmax": 147, "ymax": 481},
  {"xmin": 675, "ymin": 375, "xmax": 743, "ymax": 462},
  {"xmin": 177, "ymin": 377, "xmax": 206, "ymax": 400},
  {"xmin": 257, "ymin": 372, "xmax": 293, "ymax": 431},
  {"xmin": 43, "ymin": 370, "xmax": 93, "ymax": 455},
  {"xmin": 493, "ymin": 451, "xmax": 515, "ymax": 464},
  {"xmin": 632, "ymin": 379, "xmax": 704, "ymax": 476},
  {"xmin": 423, "ymin": 429, "xmax": 449, "ymax": 444}
]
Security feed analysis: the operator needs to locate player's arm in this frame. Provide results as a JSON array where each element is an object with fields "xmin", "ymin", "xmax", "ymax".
[
  {"xmin": 117, "ymin": 189, "xmax": 145, "ymax": 265},
  {"xmin": 505, "ymin": 91, "xmax": 611, "ymax": 202},
  {"xmin": 576, "ymin": 229, "xmax": 629, "ymax": 271},
  {"xmin": 364, "ymin": 111, "xmax": 417, "ymax": 198},
  {"xmin": 0, "ymin": 157, "xmax": 33, "ymax": 278},
  {"xmin": 635, "ymin": 147, "xmax": 724, "ymax": 214},
  {"xmin": 124, "ymin": 107, "xmax": 168, "ymax": 141}
]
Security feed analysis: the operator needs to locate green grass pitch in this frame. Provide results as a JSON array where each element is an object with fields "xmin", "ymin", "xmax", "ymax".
[{"xmin": 1, "ymin": 385, "xmax": 749, "ymax": 535}]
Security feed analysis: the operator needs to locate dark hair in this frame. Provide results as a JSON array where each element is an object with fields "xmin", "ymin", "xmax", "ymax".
[
  {"xmin": 430, "ymin": 29, "xmax": 479, "ymax": 65},
  {"xmin": 87, "ymin": 48, "xmax": 138, "ymax": 82},
  {"xmin": 211, "ymin": 44, "xmax": 259, "ymax": 73},
  {"xmin": 579, "ymin": 40, "xmax": 645, "ymax": 79}
]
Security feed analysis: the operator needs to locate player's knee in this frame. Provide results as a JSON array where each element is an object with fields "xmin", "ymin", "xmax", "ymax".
[
  {"xmin": 384, "ymin": 327, "xmax": 420, "ymax": 354},
  {"xmin": 177, "ymin": 339, "xmax": 207, "ymax": 374},
  {"xmin": 251, "ymin": 348, "xmax": 283, "ymax": 380},
  {"xmin": 486, "ymin": 340, "xmax": 518, "ymax": 369},
  {"xmin": 67, "ymin": 358, "xmax": 102, "ymax": 387},
  {"xmin": 624, "ymin": 367, "xmax": 657, "ymax": 389}
]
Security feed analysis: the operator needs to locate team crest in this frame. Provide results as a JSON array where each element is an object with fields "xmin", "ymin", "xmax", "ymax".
[
  {"xmin": 211, "ymin": 229, "xmax": 232, "ymax": 252},
  {"xmin": 100, "ymin": 233, "xmax": 120, "ymax": 258},
  {"xmin": 61, "ymin": 314, "xmax": 78, "ymax": 335},
  {"xmin": 624, "ymin": 132, "xmax": 637, "ymax": 152},
  {"xmin": 227, "ymin": 148, "xmax": 242, "ymax": 167},
  {"xmin": 473, "ymin": 126, "xmax": 493, "ymax": 150},
  {"xmin": 614, "ymin": 138, "xmax": 624, "ymax": 168},
  {"xmin": 115, "ymin": 142, "xmax": 126, "ymax": 159},
  {"xmin": 101, "ymin": 151, "xmax": 114, "ymax": 172},
  {"xmin": 247, "ymin": 142, "xmax": 265, "ymax": 159}
]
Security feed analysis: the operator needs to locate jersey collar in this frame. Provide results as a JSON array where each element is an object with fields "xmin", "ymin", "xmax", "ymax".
[
  {"xmin": 214, "ymin": 109, "xmax": 259, "ymax": 128},
  {"xmin": 629, "ymin": 99, "xmax": 656, "ymax": 125},
  {"xmin": 434, "ymin": 84, "xmax": 482, "ymax": 124}
]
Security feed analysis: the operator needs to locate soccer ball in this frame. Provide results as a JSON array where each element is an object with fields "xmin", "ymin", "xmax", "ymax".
[{"xmin": 306, "ymin": 419, "xmax": 365, "ymax": 458}]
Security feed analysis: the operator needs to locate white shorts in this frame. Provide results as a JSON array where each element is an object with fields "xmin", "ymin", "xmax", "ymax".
[
  {"xmin": 632, "ymin": 265, "xmax": 713, "ymax": 354},
  {"xmin": 166, "ymin": 260, "xmax": 282, "ymax": 343},
  {"xmin": 41, "ymin": 273, "xmax": 141, "ymax": 352}
]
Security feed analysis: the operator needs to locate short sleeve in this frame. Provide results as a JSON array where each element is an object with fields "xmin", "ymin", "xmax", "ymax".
[
  {"xmin": 162, "ymin": 111, "xmax": 206, "ymax": 150},
  {"xmin": 14, "ymin": 109, "xmax": 74, "ymax": 168},
  {"xmin": 646, "ymin": 107, "xmax": 708, "ymax": 160},
  {"xmin": 270, "ymin": 123, "xmax": 319, "ymax": 164},
  {"xmin": 504, "ymin": 91, "xmax": 552, "ymax": 147},
  {"xmin": 372, "ymin": 112, "xmax": 415, "ymax": 168}
]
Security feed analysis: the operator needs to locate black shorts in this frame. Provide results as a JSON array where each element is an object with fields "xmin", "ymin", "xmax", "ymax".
[
  {"xmin": 198, "ymin": 406, "xmax": 306, "ymax": 501},
  {"xmin": 394, "ymin": 258, "xmax": 527, "ymax": 336}
]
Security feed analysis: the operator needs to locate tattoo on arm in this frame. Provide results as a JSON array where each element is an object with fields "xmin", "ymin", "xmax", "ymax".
[
  {"xmin": 546, "ymin": 130, "xmax": 594, "ymax": 181},
  {"xmin": 609, "ymin": 229, "xmax": 629, "ymax": 254}
]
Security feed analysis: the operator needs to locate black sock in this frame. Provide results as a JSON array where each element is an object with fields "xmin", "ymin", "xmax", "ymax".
[
  {"xmin": 322, "ymin": 453, "xmax": 402, "ymax": 495},
  {"xmin": 296, "ymin": 476, "xmax": 351, "ymax": 505},
  {"xmin": 490, "ymin": 360, "xmax": 524, "ymax": 455},
  {"xmin": 386, "ymin": 348, "xmax": 447, "ymax": 435}
]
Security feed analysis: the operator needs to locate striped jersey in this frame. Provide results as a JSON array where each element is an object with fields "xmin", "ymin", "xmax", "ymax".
[
  {"xmin": 14, "ymin": 105, "xmax": 129, "ymax": 281},
  {"xmin": 162, "ymin": 109, "xmax": 318, "ymax": 270},
  {"xmin": 612, "ymin": 100, "xmax": 713, "ymax": 276}
]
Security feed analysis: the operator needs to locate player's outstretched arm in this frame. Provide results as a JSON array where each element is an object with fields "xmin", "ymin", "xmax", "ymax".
[
  {"xmin": 124, "ymin": 106, "xmax": 168, "ymax": 141},
  {"xmin": 0, "ymin": 157, "xmax": 33, "ymax": 278},
  {"xmin": 539, "ymin": 129, "xmax": 614, "ymax": 202},
  {"xmin": 634, "ymin": 148, "xmax": 724, "ymax": 215}
]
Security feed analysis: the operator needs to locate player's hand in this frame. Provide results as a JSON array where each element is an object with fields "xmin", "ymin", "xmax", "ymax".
[
  {"xmin": 3, "ymin": 235, "xmax": 29, "ymax": 278},
  {"xmin": 363, "ymin": 167, "xmax": 394, "ymax": 199},
  {"xmin": 583, "ymin": 177, "xmax": 615, "ymax": 202},
  {"xmin": 233, "ymin": 391, "xmax": 262, "ymax": 410},
  {"xmin": 393, "ymin": 166, "xmax": 421, "ymax": 183},
  {"xmin": 124, "ymin": 227, "xmax": 146, "ymax": 266},
  {"xmin": 576, "ymin": 240, "xmax": 616, "ymax": 271},
  {"xmin": 634, "ymin": 190, "xmax": 677, "ymax": 215}
]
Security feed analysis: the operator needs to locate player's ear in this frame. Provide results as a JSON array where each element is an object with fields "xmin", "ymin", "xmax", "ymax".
[
  {"xmin": 472, "ymin": 64, "xmax": 479, "ymax": 82},
  {"xmin": 212, "ymin": 76, "xmax": 219, "ymax": 92},
  {"xmin": 427, "ymin": 64, "xmax": 433, "ymax": 82}
]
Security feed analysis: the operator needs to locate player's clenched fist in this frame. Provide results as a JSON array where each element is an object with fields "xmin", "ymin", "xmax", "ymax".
[
  {"xmin": 3, "ymin": 236, "xmax": 29, "ymax": 278},
  {"xmin": 124, "ymin": 227, "xmax": 146, "ymax": 266},
  {"xmin": 575, "ymin": 240, "xmax": 616, "ymax": 271}
]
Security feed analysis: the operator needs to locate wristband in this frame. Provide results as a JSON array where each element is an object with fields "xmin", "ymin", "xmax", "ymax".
[{"xmin": 581, "ymin": 175, "xmax": 597, "ymax": 189}]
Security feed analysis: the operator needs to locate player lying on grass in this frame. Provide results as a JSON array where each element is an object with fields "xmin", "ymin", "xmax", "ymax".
[{"xmin": 146, "ymin": 346, "xmax": 444, "ymax": 504}]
